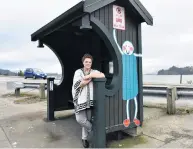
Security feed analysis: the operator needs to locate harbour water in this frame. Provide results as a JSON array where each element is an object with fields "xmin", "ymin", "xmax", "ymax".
[
  {"xmin": 143, "ymin": 75, "xmax": 193, "ymax": 85},
  {"xmin": 54, "ymin": 75, "xmax": 193, "ymax": 85}
]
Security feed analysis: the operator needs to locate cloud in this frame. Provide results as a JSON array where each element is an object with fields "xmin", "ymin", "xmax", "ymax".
[
  {"xmin": 0, "ymin": 0, "xmax": 82, "ymax": 73},
  {"xmin": 141, "ymin": 0, "xmax": 193, "ymax": 73},
  {"xmin": 0, "ymin": 42, "xmax": 61, "ymax": 73},
  {"xmin": 1, "ymin": 0, "xmax": 193, "ymax": 74}
]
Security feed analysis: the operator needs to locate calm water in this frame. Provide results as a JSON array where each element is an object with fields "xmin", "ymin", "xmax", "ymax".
[
  {"xmin": 54, "ymin": 75, "xmax": 193, "ymax": 85},
  {"xmin": 143, "ymin": 75, "xmax": 193, "ymax": 84}
]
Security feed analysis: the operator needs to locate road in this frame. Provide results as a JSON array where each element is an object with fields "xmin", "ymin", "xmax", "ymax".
[
  {"xmin": 0, "ymin": 75, "xmax": 60, "ymax": 94},
  {"xmin": 0, "ymin": 75, "xmax": 61, "ymax": 84}
]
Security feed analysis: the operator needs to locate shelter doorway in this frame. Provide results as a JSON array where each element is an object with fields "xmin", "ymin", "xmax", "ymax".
[{"xmin": 58, "ymin": 29, "xmax": 114, "ymax": 109}]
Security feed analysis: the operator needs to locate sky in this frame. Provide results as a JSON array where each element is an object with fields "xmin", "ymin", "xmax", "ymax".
[{"xmin": 0, "ymin": 0, "xmax": 193, "ymax": 74}]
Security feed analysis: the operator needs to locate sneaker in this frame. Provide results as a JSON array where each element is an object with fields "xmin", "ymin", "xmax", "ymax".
[{"xmin": 82, "ymin": 139, "xmax": 89, "ymax": 148}]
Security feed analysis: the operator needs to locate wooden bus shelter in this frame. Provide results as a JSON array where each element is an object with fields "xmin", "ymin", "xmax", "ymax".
[{"xmin": 31, "ymin": 0, "xmax": 153, "ymax": 147}]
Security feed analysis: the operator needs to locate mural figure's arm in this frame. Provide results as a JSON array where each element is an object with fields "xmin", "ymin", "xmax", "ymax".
[
  {"xmin": 134, "ymin": 53, "xmax": 142, "ymax": 57},
  {"xmin": 113, "ymin": 29, "xmax": 124, "ymax": 55}
]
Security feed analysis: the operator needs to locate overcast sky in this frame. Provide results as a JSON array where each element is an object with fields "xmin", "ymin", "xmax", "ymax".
[{"xmin": 1, "ymin": 0, "xmax": 193, "ymax": 74}]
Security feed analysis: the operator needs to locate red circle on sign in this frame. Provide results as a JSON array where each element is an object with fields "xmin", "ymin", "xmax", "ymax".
[{"xmin": 116, "ymin": 7, "xmax": 121, "ymax": 14}]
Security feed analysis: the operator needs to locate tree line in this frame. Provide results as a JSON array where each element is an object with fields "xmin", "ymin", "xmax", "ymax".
[{"xmin": 18, "ymin": 70, "xmax": 24, "ymax": 76}]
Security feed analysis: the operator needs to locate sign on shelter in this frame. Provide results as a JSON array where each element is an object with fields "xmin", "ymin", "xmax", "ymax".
[{"xmin": 113, "ymin": 5, "xmax": 126, "ymax": 30}]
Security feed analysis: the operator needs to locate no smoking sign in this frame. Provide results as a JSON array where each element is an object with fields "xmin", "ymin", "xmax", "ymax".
[{"xmin": 113, "ymin": 5, "xmax": 126, "ymax": 30}]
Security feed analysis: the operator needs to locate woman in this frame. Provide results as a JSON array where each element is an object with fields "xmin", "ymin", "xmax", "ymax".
[{"xmin": 72, "ymin": 53, "xmax": 105, "ymax": 148}]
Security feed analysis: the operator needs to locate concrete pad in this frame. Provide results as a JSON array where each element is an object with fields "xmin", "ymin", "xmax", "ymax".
[
  {"xmin": 0, "ymin": 127, "xmax": 7, "ymax": 141},
  {"xmin": 132, "ymin": 136, "xmax": 165, "ymax": 148},
  {"xmin": 0, "ymin": 111, "xmax": 83, "ymax": 148},
  {"xmin": 143, "ymin": 107, "xmax": 166, "ymax": 121},
  {"xmin": 0, "ymin": 96, "xmax": 46, "ymax": 120},
  {"xmin": 109, "ymin": 107, "xmax": 193, "ymax": 148},
  {"xmin": 0, "ymin": 140, "xmax": 12, "ymax": 148},
  {"xmin": 161, "ymin": 138, "xmax": 193, "ymax": 148},
  {"xmin": 142, "ymin": 113, "xmax": 193, "ymax": 148},
  {"xmin": 108, "ymin": 135, "xmax": 165, "ymax": 148}
]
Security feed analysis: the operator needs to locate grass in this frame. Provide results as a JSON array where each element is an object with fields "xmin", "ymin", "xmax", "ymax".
[
  {"xmin": 1, "ymin": 92, "xmax": 47, "ymax": 104},
  {"xmin": 108, "ymin": 135, "xmax": 148, "ymax": 148}
]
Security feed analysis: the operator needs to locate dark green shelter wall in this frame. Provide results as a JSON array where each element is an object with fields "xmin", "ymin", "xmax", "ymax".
[
  {"xmin": 92, "ymin": 3, "xmax": 141, "ymax": 130},
  {"xmin": 43, "ymin": 30, "xmax": 105, "ymax": 111},
  {"xmin": 42, "ymin": 32, "xmax": 74, "ymax": 110}
]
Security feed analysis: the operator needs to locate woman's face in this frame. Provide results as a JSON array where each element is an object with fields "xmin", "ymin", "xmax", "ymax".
[{"xmin": 83, "ymin": 58, "xmax": 92, "ymax": 69}]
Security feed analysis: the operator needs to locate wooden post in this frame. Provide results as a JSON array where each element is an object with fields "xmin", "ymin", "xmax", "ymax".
[
  {"xmin": 39, "ymin": 83, "xmax": 45, "ymax": 99},
  {"xmin": 137, "ymin": 24, "xmax": 144, "ymax": 126},
  {"xmin": 15, "ymin": 88, "xmax": 20, "ymax": 97},
  {"xmin": 167, "ymin": 86, "xmax": 177, "ymax": 114},
  {"xmin": 47, "ymin": 78, "xmax": 55, "ymax": 121},
  {"xmin": 180, "ymin": 74, "xmax": 182, "ymax": 84},
  {"xmin": 92, "ymin": 78, "xmax": 106, "ymax": 148}
]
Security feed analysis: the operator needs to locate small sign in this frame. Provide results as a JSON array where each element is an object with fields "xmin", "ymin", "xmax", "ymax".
[
  {"xmin": 50, "ymin": 81, "xmax": 53, "ymax": 91},
  {"xmin": 109, "ymin": 61, "xmax": 114, "ymax": 74},
  {"xmin": 113, "ymin": 5, "xmax": 126, "ymax": 30}
]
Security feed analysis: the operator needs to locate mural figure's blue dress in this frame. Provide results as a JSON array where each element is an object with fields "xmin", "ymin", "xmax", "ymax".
[{"xmin": 122, "ymin": 53, "xmax": 138, "ymax": 100}]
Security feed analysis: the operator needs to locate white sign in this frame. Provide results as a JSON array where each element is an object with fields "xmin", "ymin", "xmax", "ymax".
[
  {"xmin": 50, "ymin": 81, "xmax": 53, "ymax": 91},
  {"xmin": 113, "ymin": 5, "xmax": 126, "ymax": 30},
  {"xmin": 109, "ymin": 61, "xmax": 114, "ymax": 74}
]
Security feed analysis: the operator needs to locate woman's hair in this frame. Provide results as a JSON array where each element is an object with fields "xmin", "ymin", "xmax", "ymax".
[{"xmin": 82, "ymin": 53, "xmax": 93, "ymax": 63}]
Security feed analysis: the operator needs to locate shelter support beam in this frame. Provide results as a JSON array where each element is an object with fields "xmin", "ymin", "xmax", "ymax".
[{"xmin": 92, "ymin": 78, "xmax": 107, "ymax": 148}]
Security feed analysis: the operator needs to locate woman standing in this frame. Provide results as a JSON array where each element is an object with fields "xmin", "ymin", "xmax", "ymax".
[{"xmin": 72, "ymin": 54, "xmax": 105, "ymax": 148}]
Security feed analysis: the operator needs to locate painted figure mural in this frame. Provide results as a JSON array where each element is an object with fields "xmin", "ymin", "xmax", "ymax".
[{"xmin": 113, "ymin": 29, "xmax": 142, "ymax": 127}]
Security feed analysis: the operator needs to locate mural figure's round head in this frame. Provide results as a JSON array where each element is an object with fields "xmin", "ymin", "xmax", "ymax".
[
  {"xmin": 82, "ymin": 53, "xmax": 93, "ymax": 70},
  {"xmin": 122, "ymin": 41, "xmax": 134, "ymax": 55}
]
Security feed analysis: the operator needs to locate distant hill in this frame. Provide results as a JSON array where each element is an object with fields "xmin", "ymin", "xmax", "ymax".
[
  {"xmin": 0, "ymin": 69, "xmax": 18, "ymax": 76},
  {"xmin": 157, "ymin": 66, "xmax": 193, "ymax": 75}
]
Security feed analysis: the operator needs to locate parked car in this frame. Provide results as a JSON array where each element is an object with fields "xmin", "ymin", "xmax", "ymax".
[{"xmin": 24, "ymin": 68, "xmax": 47, "ymax": 79}]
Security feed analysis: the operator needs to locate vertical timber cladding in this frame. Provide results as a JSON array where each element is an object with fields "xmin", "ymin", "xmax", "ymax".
[{"xmin": 92, "ymin": 3, "xmax": 140, "ymax": 130}]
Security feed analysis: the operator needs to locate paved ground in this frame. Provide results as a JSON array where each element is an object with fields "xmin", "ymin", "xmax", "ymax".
[
  {"xmin": 0, "ymin": 76, "xmax": 193, "ymax": 148},
  {"xmin": 109, "ymin": 111, "xmax": 193, "ymax": 148}
]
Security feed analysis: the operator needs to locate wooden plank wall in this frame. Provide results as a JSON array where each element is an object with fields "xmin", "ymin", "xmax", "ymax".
[{"xmin": 92, "ymin": 3, "xmax": 140, "ymax": 130}]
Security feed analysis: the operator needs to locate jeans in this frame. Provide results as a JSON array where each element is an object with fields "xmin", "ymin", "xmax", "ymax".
[{"xmin": 75, "ymin": 108, "xmax": 93, "ymax": 140}]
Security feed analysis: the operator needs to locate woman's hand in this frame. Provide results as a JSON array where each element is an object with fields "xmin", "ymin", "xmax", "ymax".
[
  {"xmin": 80, "ymin": 78, "xmax": 91, "ymax": 87},
  {"xmin": 89, "ymin": 72, "xmax": 105, "ymax": 78},
  {"xmin": 83, "ymin": 74, "xmax": 91, "ymax": 80}
]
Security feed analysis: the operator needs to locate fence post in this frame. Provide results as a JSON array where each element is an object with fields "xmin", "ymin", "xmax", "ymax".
[
  {"xmin": 167, "ymin": 86, "xmax": 177, "ymax": 114},
  {"xmin": 39, "ymin": 83, "xmax": 45, "ymax": 99},
  {"xmin": 180, "ymin": 74, "xmax": 182, "ymax": 84},
  {"xmin": 15, "ymin": 88, "xmax": 20, "ymax": 97},
  {"xmin": 47, "ymin": 78, "xmax": 55, "ymax": 121},
  {"xmin": 92, "ymin": 78, "xmax": 106, "ymax": 148}
]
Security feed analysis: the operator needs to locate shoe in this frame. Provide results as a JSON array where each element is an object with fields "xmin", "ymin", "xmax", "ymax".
[
  {"xmin": 123, "ymin": 119, "xmax": 130, "ymax": 127},
  {"xmin": 82, "ymin": 139, "xmax": 89, "ymax": 148},
  {"xmin": 133, "ymin": 118, "xmax": 140, "ymax": 126}
]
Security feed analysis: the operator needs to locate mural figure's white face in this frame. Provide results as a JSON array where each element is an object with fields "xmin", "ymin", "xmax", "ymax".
[{"xmin": 122, "ymin": 41, "xmax": 134, "ymax": 55}]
